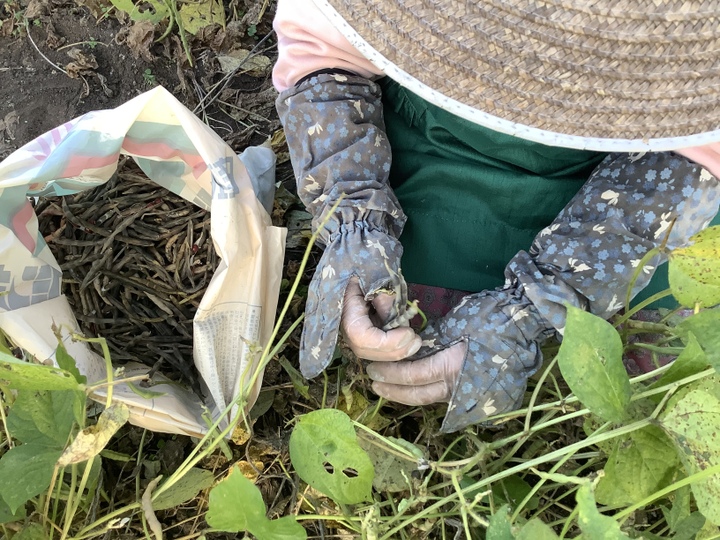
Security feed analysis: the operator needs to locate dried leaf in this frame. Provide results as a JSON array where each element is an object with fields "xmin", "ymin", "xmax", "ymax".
[
  {"xmin": 216, "ymin": 49, "xmax": 271, "ymax": 77},
  {"xmin": 123, "ymin": 20, "xmax": 155, "ymax": 62},
  {"xmin": 58, "ymin": 403, "xmax": 130, "ymax": 466}
]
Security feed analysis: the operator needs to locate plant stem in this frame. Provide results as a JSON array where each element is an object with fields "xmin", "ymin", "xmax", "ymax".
[
  {"xmin": 72, "ymin": 334, "xmax": 114, "ymax": 408},
  {"xmin": 85, "ymin": 374, "xmax": 148, "ymax": 393},
  {"xmin": 72, "ymin": 502, "xmax": 141, "ymax": 539},
  {"xmin": 380, "ymin": 419, "xmax": 650, "ymax": 539},
  {"xmin": 525, "ymin": 355, "xmax": 559, "ymax": 433},
  {"xmin": 614, "ymin": 289, "xmax": 673, "ymax": 328},
  {"xmin": 62, "ymin": 459, "xmax": 95, "ymax": 540}
]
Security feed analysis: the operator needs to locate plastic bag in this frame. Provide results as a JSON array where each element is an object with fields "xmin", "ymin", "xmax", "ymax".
[{"xmin": 0, "ymin": 86, "xmax": 286, "ymax": 436}]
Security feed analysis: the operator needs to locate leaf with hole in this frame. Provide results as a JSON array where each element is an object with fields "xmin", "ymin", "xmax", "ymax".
[
  {"xmin": 576, "ymin": 483, "xmax": 632, "ymax": 539},
  {"xmin": 660, "ymin": 389, "xmax": 720, "ymax": 525},
  {"xmin": 557, "ymin": 305, "xmax": 630, "ymax": 423},
  {"xmin": 206, "ymin": 465, "xmax": 306, "ymax": 539},
  {"xmin": 0, "ymin": 350, "xmax": 82, "ymax": 391},
  {"xmin": 177, "ymin": 0, "xmax": 224, "ymax": 35},
  {"xmin": 108, "ymin": 0, "xmax": 169, "ymax": 23},
  {"xmin": 595, "ymin": 425, "xmax": 680, "ymax": 506},
  {"xmin": 153, "ymin": 468, "xmax": 215, "ymax": 511},
  {"xmin": 289, "ymin": 408, "xmax": 374, "ymax": 505}
]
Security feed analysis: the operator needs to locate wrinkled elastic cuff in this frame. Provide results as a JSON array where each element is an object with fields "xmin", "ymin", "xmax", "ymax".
[{"xmin": 319, "ymin": 208, "xmax": 398, "ymax": 245}]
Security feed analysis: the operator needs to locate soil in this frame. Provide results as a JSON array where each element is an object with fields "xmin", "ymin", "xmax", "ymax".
[{"xmin": 0, "ymin": 0, "xmax": 282, "ymax": 159}]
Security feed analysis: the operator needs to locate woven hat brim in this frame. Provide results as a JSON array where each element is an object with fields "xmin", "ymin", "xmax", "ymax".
[{"xmin": 313, "ymin": 0, "xmax": 720, "ymax": 151}]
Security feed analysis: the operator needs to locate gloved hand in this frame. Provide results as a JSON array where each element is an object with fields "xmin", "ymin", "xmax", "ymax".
[
  {"xmin": 367, "ymin": 288, "xmax": 552, "ymax": 421},
  {"xmin": 368, "ymin": 152, "xmax": 720, "ymax": 432},
  {"xmin": 341, "ymin": 277, "xmax": 421, "ymax": 362},
  {"xmin": 276, "ymin": 71, "xmax": 418, "ymax": 377}
]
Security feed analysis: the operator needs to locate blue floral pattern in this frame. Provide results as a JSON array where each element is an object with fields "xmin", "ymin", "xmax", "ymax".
[
  {"xmin": 428, "ymin": 152, "xmax": 720, "ymax": 432},
  {"xmin": 277, "ymin": 73, "xmax": 720, "ymax": 432},
  {"xmin": 277, "ymin": 73, "xmax": 410, "ymax": 377}
]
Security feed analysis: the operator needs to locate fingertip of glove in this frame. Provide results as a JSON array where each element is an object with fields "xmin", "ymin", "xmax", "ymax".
[
  {"xmin": 406, "ymin": 334, "xmax": 422, "ymax": 357},
  {"xmin": 366, "ymin": 364, "xmax": 384, "ymax": 382}
]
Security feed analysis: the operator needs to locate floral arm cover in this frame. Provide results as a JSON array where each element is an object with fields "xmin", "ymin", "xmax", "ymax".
[
  {"xmin": 428, "ymin": 152, "xmax": 720, "ymax": 432},
  {"xmin": 276, "ymin": 72, "xmax": 410, "ymax": 378}
]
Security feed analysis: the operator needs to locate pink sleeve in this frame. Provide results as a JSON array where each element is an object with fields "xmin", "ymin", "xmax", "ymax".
[
  {"xmin": 676, "ymin": 143, "xmax": 720, "ymax": 181},
  {"xmin": 272, "ymin": 0, "xmax": 384, "ymax": 92}
]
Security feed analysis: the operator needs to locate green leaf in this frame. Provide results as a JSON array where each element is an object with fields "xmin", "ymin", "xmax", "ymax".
[
  {"xmin": 207, "ymin": 466, "xmax": 265, "ymax": 532},
  {"xmin": 576, "ymin": 484, "xmax": 632, "ymax": 539},
  {"xmin": 669, "ymin": 260, "xmax": 720, "ymax": 308},
  {"xmin": 664, "ymin": 485, "xmax": 691, "ymax": 532},
  {"xmin": 0, "ymin": 444, "xmax": 63, "ymax": 513},
  {"xmin": 278, "ymin": 356, "xmax": 310, "ymax": 400},
  {"xmin": 358, "ymin": 436, "xmax": 420, "ymax": 493},
  {"xmin": 650, "ymin": 333, "xmax": 709, "ymax": 394},
  {"xmin": 557, "ymin": 306, "xmax": 631, "ymax": 423},
  {"xmin": 13, "ymin": 523, "xmax": 47, "ymax": 540},
  {"xmin": 486, "ymin": 505, "xmax": 514, "ymax": 540},
  {"xmin": 677, "ymin": 309, "xmax": 720, "ymax": 370},
  {"xmin": 54, "ymin": 342, "xmax": 86, "ymax": 385},
  {"xmin": 153, "ymin": 468, "xmax": 215, "ymax": 511},
  {"xmin": 0, "ymin": 351, "xmax": 82, "ymax": 391},
  {"xmin": 492, "ymin": 475, "xmax": 539, "ymax": 511},
  {"xmin": 255, "ymin": 516, "xmax": 309, "ymax": 540},
  {"xmin": 672, "ymin": 513, "xmax": 706, "ymax": 540},
  {"xmin": 206, "ymin": 466, "xmax": 306, "ymax": 539},
  {"xmin": 108, "ymin": 0, "xmax": 169, "ymax": 23},
  {"xmin": 289, "ymin": 409, "xmax": 374, "ymax": 505},
  {"xmin": 595, "ymin": 425, "xmax": 680, "ymax": 506},
  {"xmin": 669, "ymin": 226, "xmax": 720, "ymax": 308},
  {"xmin": 0, "ymin": 496, "xmax": 26, "ymax": 524},
  {"xmin": 0, "ymin": 331, "xmax": 13, "ymax": 356},
  {"xmin": 7, "ymin": 390, "xmax": 83, "ymax": 448},
  {"xmin": 515, "ymin": 518, "xmax": 559, "ymax": 539},
  {"xmin": 696, "ymin": 520, "xmax": 720, "ymax": 539},
  {"xmin": 660, "ymin": 389, "xmax": 720, "ymax": 525}
]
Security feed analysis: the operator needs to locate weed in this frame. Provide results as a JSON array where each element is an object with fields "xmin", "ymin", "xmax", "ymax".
[
  {"xmin": 2, "ymin": 212, "xmax": 720, "ymax": 539},
  {"xmin": 142, "ymin": 68, "xmax": 156, "ymax": 86}
]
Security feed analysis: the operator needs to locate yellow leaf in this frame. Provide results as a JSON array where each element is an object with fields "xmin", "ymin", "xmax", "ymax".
[
  {"xmin": 58, "ymin": 403, "xmax": 130, "ymax": 467},
  {"xmin": 231, "ymin": 423, "xmax": 251, "ymax": 446},
  {"xmin": 178, "ymin": 0, "xmax": 225, "ymax": 35},
  {"xmin": 216, "ymin": 50, "xmax": 271, "ymax": 76},
  {"xmin": 234, "ymin": 459, "xmax": 265, "ymax": 482}
]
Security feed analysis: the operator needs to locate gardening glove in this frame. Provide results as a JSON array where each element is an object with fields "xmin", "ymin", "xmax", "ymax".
[
  {"xmin": 276, "ymin": 71, "xmax": 420, "ymax": 378},
  {"xmin": 368, "ymin": 152, "xmax": 720, "ymax": 432}
]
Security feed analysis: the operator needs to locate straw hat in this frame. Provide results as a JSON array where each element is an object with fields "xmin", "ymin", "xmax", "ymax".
[{"xmin": 311, "ymin": 0, "xmax": 720, "ymax": 151}]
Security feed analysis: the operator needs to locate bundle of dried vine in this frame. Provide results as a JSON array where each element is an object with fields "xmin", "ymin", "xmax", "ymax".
[{"xmin": 35, "ymin": 163, "xmax": 215, "ymax": 391}]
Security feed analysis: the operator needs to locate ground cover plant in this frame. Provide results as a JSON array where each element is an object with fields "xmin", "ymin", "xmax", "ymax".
[{"xmin": 3, "ymin": 1, "xmax": 720, "ymax": 539}]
